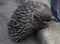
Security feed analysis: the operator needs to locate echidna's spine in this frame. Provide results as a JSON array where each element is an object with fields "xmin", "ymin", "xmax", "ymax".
[{"xmin": 8, "ymin": 4, "xmax": 34, "ymax": 42}]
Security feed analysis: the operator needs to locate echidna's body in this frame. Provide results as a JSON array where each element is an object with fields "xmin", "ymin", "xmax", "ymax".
[{"xmin": 8, "ymin": 1, "xmax": 52, "ymax": 42}]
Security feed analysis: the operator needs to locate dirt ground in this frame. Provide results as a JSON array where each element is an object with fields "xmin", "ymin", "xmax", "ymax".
[{"xmin": 0, "ymin": 0, "xmax": 60, "ymax": 44}]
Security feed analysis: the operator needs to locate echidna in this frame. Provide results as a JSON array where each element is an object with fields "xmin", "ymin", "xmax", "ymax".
[{"xmin": 7, "ymin": 1, "xmax": 52, "ymax": 42}]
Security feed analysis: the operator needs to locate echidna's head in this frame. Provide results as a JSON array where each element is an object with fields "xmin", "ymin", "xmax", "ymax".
[
  {"xmin": 32, "ymin": 8, "xmax": 53, "ymax": 31},
  {"xmin": 33, "ymin": 8, "xmax": 53, "ymax": 23}
]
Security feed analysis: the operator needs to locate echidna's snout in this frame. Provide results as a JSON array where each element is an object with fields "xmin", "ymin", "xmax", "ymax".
[
  {"xmin": 40, "ymin": 14, "xmax": 52, "ymax": 22},
  {"xmin": 39, "ymin": 9, "xmax": 53, "ymax": 22}
]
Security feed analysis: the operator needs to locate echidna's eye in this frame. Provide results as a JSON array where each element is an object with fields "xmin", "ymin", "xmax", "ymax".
[{"xmin": 34, "ymin": 15, "xmax": 39, "ymax": 21}]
